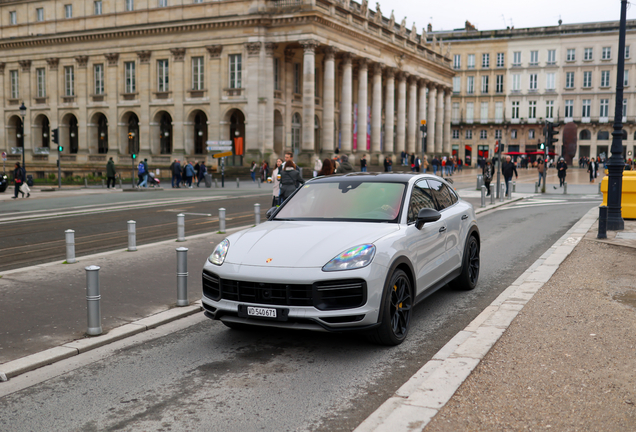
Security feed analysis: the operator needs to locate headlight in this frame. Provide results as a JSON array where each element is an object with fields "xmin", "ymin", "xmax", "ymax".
[
  {"xmin": 322, "ymin": 244, "xmax": 376, "ymax": 272},
  {"xmin": 209, "ymin": 239, "xmax": 229, "ymax": 265}
]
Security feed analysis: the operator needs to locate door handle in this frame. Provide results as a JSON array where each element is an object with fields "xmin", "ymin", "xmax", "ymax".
[
  {"xmin": 439, "ymin": 226, "xmax": 447, "ymax": 233},
  {"xmin": 461, "ymin": 215, "xmax": 468, "ymax": 220}
]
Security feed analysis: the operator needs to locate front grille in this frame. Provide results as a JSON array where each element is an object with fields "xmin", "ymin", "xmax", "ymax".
[{"xmin": 201, "ymin": 272, "xmax": 366, "ymax": 311}]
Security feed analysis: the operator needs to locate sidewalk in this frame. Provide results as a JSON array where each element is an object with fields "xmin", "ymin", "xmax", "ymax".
[{"xmin": 357, "ymin": 207, "xmax": 636, "ymax": 431}]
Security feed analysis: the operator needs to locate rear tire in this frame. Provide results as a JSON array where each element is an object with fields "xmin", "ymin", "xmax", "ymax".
[
  {"xmin": 368, "ymin": 269, "xmax": 413, "ymax": 346},
  {"xmin": 450, "ymin": 235, "xmax": 480, "ymax": 291}
]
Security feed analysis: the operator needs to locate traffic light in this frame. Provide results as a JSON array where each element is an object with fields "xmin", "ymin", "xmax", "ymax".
[
  {"xmin": 547, "ymin": 122, "xmax": 559, "ymax": 145},
  {"xmin": 132, "ymin": 153, "xmax": 137, "ymax": 160},
  {"xmin": 52, "ymin": 128, "xmax": 59, "ymax": 144},
  {"xmin": 57, "ymin": 145, "xmax": 63, "ymax": 152},
  {"xmin": 128, "ymin": 132, "xmax": 134, "ymax": 140},
  {"xmin": 539, "ymin": 142, "xmax": 546, "ymax": 150}
]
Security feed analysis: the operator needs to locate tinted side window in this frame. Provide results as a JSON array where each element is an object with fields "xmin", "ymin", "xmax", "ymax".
[
  {"xmin": 427, "ymin": 180, "xmax": 455, "ymax": 210},
  {"xmin": 407, "ymin": 180, "xmax": 436, "ymax": 223}
]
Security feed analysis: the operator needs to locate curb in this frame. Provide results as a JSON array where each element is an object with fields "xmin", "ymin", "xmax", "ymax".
[
  {"xmin": 0, "ymin": 302, "xmax": 203, "ymax": 382},
  {"xmin": 354, "ymin": 205, "xmax": 599, "ymax": 432}
]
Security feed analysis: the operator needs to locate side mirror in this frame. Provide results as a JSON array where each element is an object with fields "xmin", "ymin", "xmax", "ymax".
[
  {"xmin": 266, "ymin": 206, "xmax": 278, "ymax": 220},
  {"xmin": 415, "ymin": 208, "xmax": 441, "ymax": 230}
]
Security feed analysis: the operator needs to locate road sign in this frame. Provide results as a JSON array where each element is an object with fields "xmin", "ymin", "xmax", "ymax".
[
  {"xmin": 421, "ymin": 119, "xmax": 427, "ymax": 125},
  {"xmin": 206, "ymin": 140, "xmax": 233, "ymax": 145},
  {"xmin": 207, "ymin": 146, "xmax": 233, "ymax": 152},
  {"xmin": 213, "ymin": 151, "xmax": 233, "ymax": 158},
  {"xmin": 1, "ymin": 151, "xmax": 6, "ymax": 160}
]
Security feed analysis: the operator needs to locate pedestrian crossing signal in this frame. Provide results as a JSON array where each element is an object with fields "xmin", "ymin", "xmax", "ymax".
[
  {"xmin": 132, "ymin": 153, "xmax": 137, "ymax": 159},
  {"xmin": 57, "ymin": 145, "xmax": 63, "ymax": 152},
  {"xmin": 539, "ymin": 142, "xmax": 546, "ymax": 150}
]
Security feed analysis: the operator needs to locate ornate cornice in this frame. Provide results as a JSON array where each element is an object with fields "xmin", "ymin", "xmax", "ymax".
[
  {"xmin": 75, "ymin": 55, "xmax": 88, "ymax": 67},
  {"xmin": 104, "ymin": 53, "xmax": 119, "ymax": 66},
  {"xmin": 137, "ymin": 51, "xmax": 151, "ymax": 64},
  {"xmin": 245, "ymin": 42, "xmax": 262, "ymax": 56},
  {"xmin": 206, "ymin": 45, "xmax": 223, "ymax": 58},
  {"xmin": 18, "ymin": 60, "xmax": 31, "ymax": 72},
  {"xmin": 46, "ymin": 58, "xmax": 59, "ymax": 70},
  {"xmin": 170, "ymin": 48, "xmax": 185, "ymax": 62}
]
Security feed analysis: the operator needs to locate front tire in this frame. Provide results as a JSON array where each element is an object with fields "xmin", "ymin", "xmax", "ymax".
[
  {"xmin": 368, "ymin": 269, "xmax": 413, "ymax": 346},
  {"xmin": 450, "ymin": 235, "xmax": 480, "ymax": 291}
]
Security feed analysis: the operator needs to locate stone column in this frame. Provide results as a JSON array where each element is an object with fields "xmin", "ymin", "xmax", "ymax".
[
  {"xmin": 104, "ymin": 54, "xmax": 119, "ymax": 154},
  {"xmin": 395, "ymin": 72, "xmax": 407, "ymax": 157},
  {"xmin": 18, "ymin": 60, "xmax": 32, "ymax": 156},
  {"xmin": 371, "ymin": 62, "xmax": 383, "ymax": 159},
  {"xmin": 357, "ymin": 58, "xmax": 368, "ymax": 155},
  {"xmin": 435, "ymin": 85, "xmax": 444, "ymax": 153},
  {"xmin": 206, "ymin": 45, "xmax": 223, "ymax": 142},
  {"xmin": 418, "ymin": 79, "xmax": 427, "ymax": 154},
  {"xmin": 407, "ymin": 75, "xmax": 417, "ymax": 154},
  {"xmin": 245, "ymin": 42, "xmax": 262, "ymax": 162},
  {"xmin": 170, "ymin": 48, "xmax": 186, "ymax": 155},
  {"xmin": 444, "ymin": 88, "xmax": 452, "ymax": 154},
  {"xmin": 384, "ymin": 68, "xmax": 395, "ymax": 154},
  {"xmin": 300, "ymin": 40, "xmax": 318, "ymax": 158},
  {"xmin": 340, "ymin": 53, "xmax": 353, "ymax": 153},
  {"xmin": 284, "ymin": 48, "xmax": 295, "ymax": 152},
  {"xmin": 74, "ymin": 56, "xmax": 88, "ymax": 155},
  {"xmin": 322, "ymin": 47, "xmax": 336, "ymax": 154},
  {"xmin": 427, "ymin": 83, "xmax": 437, "ymax": 155},
  {"xmin": 46, "ymin": 58, "xmax": 60, "ymax": 142},
  {"xmin": 0, "ymin": 64, "xmax": 6, "ymax": 157},
  {"xmin": 137, "ymin": 51, "xmax": 151, "ymax": 154},
  {"xmin": 264, "ymin": 43, "xmax": 278, "ymax": 157}
]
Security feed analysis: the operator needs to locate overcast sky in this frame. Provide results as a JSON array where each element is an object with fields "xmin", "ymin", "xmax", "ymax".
[{"xmin": 383, "ymin": 0, "xmax": 636, "ymax": 32}]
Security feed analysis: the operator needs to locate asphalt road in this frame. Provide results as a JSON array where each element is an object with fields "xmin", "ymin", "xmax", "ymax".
[
  {"xmin": 0, "ymin": 194, "xmax": 601, "ymax": 432},
  {"xmin": 0, "ymin": 192, "xmax": 273, "ymax": 272}
]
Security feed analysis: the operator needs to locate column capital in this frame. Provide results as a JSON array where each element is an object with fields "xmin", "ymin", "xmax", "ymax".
[
  {"xmin": 75, "ymin": 56, "xmax": 88, "ymax": 68},
  {"xmin": 170, "ymin": 48, "xmax": 186, "ymax": 62},
  {"xmin": 427, "ymin": 81, "xmax": 438, "ymax": 90},
  {"xmin": 137, "ymin": 51, "xmax": 151, "ymax": 64},
  {"xmin": 385, "ymin": 67, "xmax": 396, "ymax": 79},
  {"xmin": 206, "ymin": 45, "xmax": 223, "ymax": 58},
  {"xmin": 418, "ymin": 77, "xmax": 428, "ymax": 86},
  {"xmin": 265, "ymin": 43, "xmax": 279, "ymax": 56},
  {"xmin": 357, "ymin": 58, "xmax": 369, "ymax": 69},
  {"xmin": 323, "ymin": 46, "xmax": 337, "ymax": 60},
  {"xmin": 396, "ymin": 71, "xmax": 409, "ymax": 82},
  {"xmin": 299, "ymin": 39, "xmax": 320, "ymax": 53},
  {"xmin": 408, "ymin": 74, "xmax": 419, "ymax": 85},
  {"xmin": 340, "ymin": 52, "xmax": 354, "ymax": 65},
  {"xmin": 18, "ymin": 60, "xmax": 31, "ymax": 72},
  {"xmin": 284, "ymin": 48, "xmax": 295, "ymax": 62},
  {"xmin": 46, "ymin": 57, "xmax": 60, "ymax": 70},
  {"xmin": 0, "ymin": 63, "xmax": 5, "ymax": 74},
  {"xmin": 245, "ymin": 42, "xmax": 262, "ymax": 57},
  {"xmin": 372, "ymin": 62, "xmax": 384, "ymax": 75}
]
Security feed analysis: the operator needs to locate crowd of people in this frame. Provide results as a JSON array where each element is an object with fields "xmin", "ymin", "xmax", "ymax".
[{"xmin": 168, "ymin": 159, "xmax": 208, "ymax": 188}]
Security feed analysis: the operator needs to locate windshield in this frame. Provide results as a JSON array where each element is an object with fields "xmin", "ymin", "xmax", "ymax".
[{"xmin": 275, "ymin": 181, "xmax": 406, "ymax": 222}]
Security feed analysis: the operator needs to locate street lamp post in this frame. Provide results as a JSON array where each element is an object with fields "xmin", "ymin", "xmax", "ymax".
[
  {"xmin": 19, "ymin": 102, "xmax": 27, "ymax": 170},
  {"xmin": 605, "ymin": 0, "xmax": 628, "ymax": 231}
]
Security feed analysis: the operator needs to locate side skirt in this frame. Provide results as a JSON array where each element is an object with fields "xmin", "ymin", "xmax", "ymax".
[{"xmin": 414, "ymin": 267, "xmax": 462, "ymax": 306}]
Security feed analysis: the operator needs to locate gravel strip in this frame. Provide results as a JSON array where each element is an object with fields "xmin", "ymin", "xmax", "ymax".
[{"xmin": 425, "ymin": 239, "xmax": 636, "ymax": 431}]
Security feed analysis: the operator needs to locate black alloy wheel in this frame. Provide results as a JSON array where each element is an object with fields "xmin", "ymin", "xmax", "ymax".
[
  {"xmin": 368, "ymin": 269, "xmax": 413, "ymax": 345},
  {"xmin": 450, "ymin": 235, "xmax": 480, "ymax": 291}
]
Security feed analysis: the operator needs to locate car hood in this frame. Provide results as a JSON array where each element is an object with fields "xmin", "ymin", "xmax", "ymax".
[{"xmin": 224, "ymin": 220, "xmax": 399, "ymax": 268}]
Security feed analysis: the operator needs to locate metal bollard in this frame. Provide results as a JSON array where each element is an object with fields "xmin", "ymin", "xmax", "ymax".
[
  {"xmin": 102, "ymin": 179, "xmax": 105, "ymax": 188},
  {"xmin": 513, "ymin": 181, "xmax": 516, "ymax": 193},
  {"xmin": 127, "ymin": 220, "xmax": 137, "ymax": 251},
  {"xmin": 176, "ymin": 247, "xmax": 189, "ymax": 306},
  {"xmin": 258, "ymin": 180, "xmax": 261, "ymax": 188},
  {"xmin": 476, "ymin": 174, "xmax": 483, "ymax": 191},
  {"xmin": 237, "ymin": 178, "xmax": 240, "ymax": 188},
  {"xmin": 480, "ymin": 185, "xmax": 486, "ymax": 208},
  {"xmin": 598, "ymin": 182, "xmax": 602, "ymax": 194},
  {"xmin": 506, "ymin": 183, "xmax": 511, "ymax": 199},
  {"xmin": 535, "ymin": 182, "xmax": 539, "ymax": 193},
  {"xmin": 214, "ymin": 178, "xmax": 218, "ymax": 188},
  {"xmin": 119, "ymin": 178, "xmax": 123, "ymax": 189},
  {"xmin": 84, "ymin": 177, "xmax": 88, "ymax": 188},
  {"xmin": 65, "ymin": 229, "xmax": 76, "ymax": 264},
  {"xmin": 563, "ymin": 182, "xmax": 567, "ymax": 195},
  {"xmin": 490, "ymin": 184, "xmax": 495, "ymax": 204},
  {"xmin": 499, "ymin": 182, "xmax": 505, "ymax": 202},
  {"xmin": 85, "ymin": 265, "xmax": 102, "ymax": 336},
  {"xmin": 598, "ymin": 205, "xmax": 608, "ymax": 239},
  {"xmin": 219, "ymin": 208, "xmax": 226, "ymax": 233},
  {"xmin": 255, "ymin": 203, "xmax": 261, "ymax": 225},
  {"xmin": 177, "ymin": 213, "xmax": 186, "ymax": 242}
]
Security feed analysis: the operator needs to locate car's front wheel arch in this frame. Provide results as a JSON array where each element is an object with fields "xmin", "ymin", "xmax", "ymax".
[{"xmin": 377, "ymin": 256, "xmax": 416, "ymax": 325}]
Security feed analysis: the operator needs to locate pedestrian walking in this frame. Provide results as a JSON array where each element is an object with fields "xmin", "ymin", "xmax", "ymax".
[
  {"xmin": 360, "ymin": 154, "xmax": 368, "ymax": 172},
  {"xmin": 106, "ymin": 157, "xmax": 116, "ymax": 188},
  {"xmin": 172, "ymin": 159, "xmax": 182, "ymax": 188},
  {"xmin": 383, "ymin": 156, "xmax": 392, "ymax": 172},
  {"xmin": 259, "ymin": 160, "xmax": 269, "ymax": 183},
  {"xmin": 313, "ymin": 157, "xmax": 323, "ymax": 177},
  {"xmin": 184, "ymin": 161, "xmax": 195, "ymax": 188},
  {"xmin": 193, "ymin": 161, "xmax": 200, "ymax": 182},
  {"xmin": 414, "ymin": 155, "xmax": 421, "ymax": 173},
  {"xmin": 483, "ymin": 159, "xmax": 494, "ymax": 196},
  {"xmin": 197, "ymin": 161, "xmax": 207, "ymax": 187},
  {"xmin": 137, "ymin": 159, "xmax": 148, "ymax": 188},
  {"xmin": 557, "ymin": 157, "xmax": 567, "ymax": 187},
  {"xmin": 11, "ymin": 162, "xmax": 25, "ymax": 199},
  {"xmin": 588, "ymin": 157, "xmax": 597, "ymax": 183},
  {"xmin": 250, "ymin": 161, "xmax": 257, "ymax": 182},
  {"xmin": 271, "ymin": 158, "xmax": 283, "ymax": 206},
  {"xmin": 422, "ymin": 155, "xmax": 429, "ymax": 173},
  {"xmin": 537, "ymin": 158, "xmax": 546, "ymax": 187},
  {"xmin": 432, "ymin": 156, "xmax": 439, "ymax": 175},
  {"xmin": 318, "ymin": 158, "xmax": 334, "ymax": 176},
  {"xmin": 279, "ymin": 160, "xmax": 305, "ymax": 202},
  {"xmin": 501, "ymin": 155, "xmax": 518, "ymax": 196},
  {"xmin": 337, "ymin": 155, "xmax": 353, "ymax": 174}
]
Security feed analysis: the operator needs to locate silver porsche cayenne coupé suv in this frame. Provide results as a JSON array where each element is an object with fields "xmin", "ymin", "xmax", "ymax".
[{"xmin": 202, "ymin": 172, "xmax": 480, "ymax": 345}]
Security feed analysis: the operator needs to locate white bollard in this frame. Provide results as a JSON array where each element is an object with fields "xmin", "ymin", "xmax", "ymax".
[
  {"xmin": 177, "ymin": 213, "xmax": 186, "ymax": 242},
  {"xmin": 237, "ymin": 178, "xmax": 240, "ymax": 188},
  {"xmin": 65, "ymin": 229, "xmax": 76, "ymax": 264},
  {"xmin": 499, "ymin": 182, "xmax": 505, "ymax": 202},
  {"xmin": 219, "ymin": 208, "xmax": 226, "ymax": 233},
  {"xmin": 255, "ymin": 203, "xmax": 261, "ymax": 225},
  {"xmin": 176, "ymin": 247, "xmax": 189, "ymax": 307},
  {"xmin": 127, "ymin": 220, "xmax": 137, "ymax": 251},
  {"xmin": 85, "ymin": 265, "xmax": 102, "ymax": 336},
  {"xmin": 564, "ymin": 182, "xmax": 568, "ymax": 194},
  {"xmin": 480, "ymin": 185, "xmax": 486, "ymax": 208},
  {"xmin": 490, "ymin": 184, "xmax": 495, "ymax": 205}
]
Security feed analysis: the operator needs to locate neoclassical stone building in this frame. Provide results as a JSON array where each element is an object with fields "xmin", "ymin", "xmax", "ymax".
[{"xmin": 0, "ymin": 0, "xmax": 453, "ymax": 174}]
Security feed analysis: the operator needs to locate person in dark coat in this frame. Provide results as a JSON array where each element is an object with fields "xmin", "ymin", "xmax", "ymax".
[
  {"xmin": 106, "ymin": 157, "xmax": 116, "ymax": 188},
  {"xmin": 483, "ymin": 159, "xmax": 494, "ymax": 196},
  {"xmin": 383, "ymin": 156, "xmax": 392, "ymax": 172},
  {"xmin": 197, "ymin": 161, "xmax": 207, "ymax": 187},
  {"xmin": 337, "ymin": 155, "xmax": 354, "ymax": 174},
  {"xmin": 501, "ymin": 155, "xmax": 518, "ymax": 196},
  {"xmin": 173, "ymin": 159, "xmax": 182, "ymax": 188},
  {"xmin": 12, "ymin": 162, "xmax": 25, "ymax": 199},
  {"xmin": 279, "ymin": 161, "xmax": 305, "ymax": 202},
  {"xmin": 556, "ymin": 157, "xmax": 567, "ymax": 187}
]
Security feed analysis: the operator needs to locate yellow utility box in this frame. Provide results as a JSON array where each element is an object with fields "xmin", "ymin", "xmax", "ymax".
[{"xmin": 601, "ymin": 171, "xmax": 636, "ymax": 219}]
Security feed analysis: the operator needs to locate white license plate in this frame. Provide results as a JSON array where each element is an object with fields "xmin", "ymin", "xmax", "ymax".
[{"xmin": 247, "ymin": 306, "xmax": 277, "ymax": 318}]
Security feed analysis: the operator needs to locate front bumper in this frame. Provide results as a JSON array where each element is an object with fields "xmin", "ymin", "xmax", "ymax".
[{"xmin": 201, "ymin": 261, "xmax": 388, "ymax": 331}]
